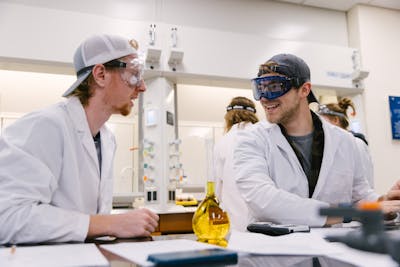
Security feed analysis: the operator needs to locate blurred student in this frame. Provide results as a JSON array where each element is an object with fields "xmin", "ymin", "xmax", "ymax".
[
  {"xmin": 214, "ymin": 96, "xmax": 259, "ymax": 231},
  {"xmin": 317, "ymin": 98, "xmax": 374, "ymax": 187}
]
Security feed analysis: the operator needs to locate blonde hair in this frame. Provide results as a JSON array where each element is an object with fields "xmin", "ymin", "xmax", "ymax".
[{"xmin": 224, "ymin": 96, "xmax": 259, "ymax": 132}]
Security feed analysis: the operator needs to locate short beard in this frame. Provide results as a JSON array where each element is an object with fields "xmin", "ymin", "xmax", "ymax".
[
  {"xmin": 117, "ymin": 103, "xmax": 132, "ymax": 116},
  {"xmin": 267, "ymin": 98, "xmax": 300, "ymax": 125}
]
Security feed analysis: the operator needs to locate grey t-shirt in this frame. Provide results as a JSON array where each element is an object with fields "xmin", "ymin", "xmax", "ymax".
[{"xmin": 288, "ymin": 132, "xmax": 314, "ymax": 179}]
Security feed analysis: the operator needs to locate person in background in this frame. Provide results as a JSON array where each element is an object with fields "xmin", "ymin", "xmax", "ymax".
[
  {"xmin": 317, "ymin": 98, "xmax": 374, "ymax": 187},
  {"xmin": 317, "ymin": 98, "xmax": 368, "ymax": 144},
  {"xmin": 214, "ymin": 96, "xmax": 259, "ymax": 231},
  {"xmin": 233, "ymin": 53, "xmax": 400, "ymax": 227},
  {"xmin": 0, "ymin": 34, "xmax": 159, "ymax": 244}
]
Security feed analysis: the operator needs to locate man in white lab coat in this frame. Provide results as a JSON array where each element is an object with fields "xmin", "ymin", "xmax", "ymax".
[
  {"xmin": 0, "ymin": 34, "xmax": 159, "ymax": 244},
  {"xmin": 233, "ymin": 53, "xmax": 400, "ymax": 227}
]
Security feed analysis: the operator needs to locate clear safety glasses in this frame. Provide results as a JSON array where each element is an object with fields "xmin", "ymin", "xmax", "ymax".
[
  {"xmin": 104, "ymin": 57, "xmax": 144, "ymax": 87},
  {"xmin": 251, "ymin": 76, "xmax": 295, "ymax": 100}
]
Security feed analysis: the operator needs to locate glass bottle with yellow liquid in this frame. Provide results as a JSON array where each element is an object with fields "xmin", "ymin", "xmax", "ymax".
[{"xmin": 192, "ymin": 139, "xmax": 230, "ymax": 247}]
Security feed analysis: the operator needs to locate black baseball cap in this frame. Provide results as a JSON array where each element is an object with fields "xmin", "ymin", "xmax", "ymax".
[{"xmin": 264, "ymin": 53, "xmax": 318, "ymax": 103}]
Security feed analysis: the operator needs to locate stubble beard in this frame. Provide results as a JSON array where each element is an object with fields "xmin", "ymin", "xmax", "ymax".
[
  {"xmin": 266, "ymin": 99, "xmax": 300, "ymax": 125},
  {"xmin": 118, "ymin": 103, "xmax": 132, "ymax": 117}
]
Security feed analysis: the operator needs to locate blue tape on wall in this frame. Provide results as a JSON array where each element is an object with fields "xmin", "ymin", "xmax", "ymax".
[{"xmin": 389, "ymin": 96, "xmax": 400, "ymax": 140}]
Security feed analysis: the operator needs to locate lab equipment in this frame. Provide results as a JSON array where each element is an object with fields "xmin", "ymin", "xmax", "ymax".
[
  {"xmin": 145, "ymin": 108, "xmax": 158, "ymax": 127},
  {"xmin": 143, "ymin": 176, "xmax": 158, "ymax": 203},
  {"xmin": 319, "ymin": 202, "xmax": 400, "ymax": 264},
  {"xmin": 139, "ymin": 78, "xmax": 178, "ymax": 211},
  {"xmin": 192, "ymin": 181, "xmax": 230, "ymax": 247},
  {"xmin": 171, "ymin": 27, "xmax": 178, "ymax": 48},
  {"xmin": 149, "ymin": 24, "xmax": 156, "ymax": 46},
  {"xmin": 167, "ymin": 178, "xmax": 176, "ymax": 203},
  {"xmin": 247, "ymin": 222, "xmax": 310, "ymax": 236},
  {"xmin": 192, "ymin": 139, "xmax": 230, "ymax": 247}
]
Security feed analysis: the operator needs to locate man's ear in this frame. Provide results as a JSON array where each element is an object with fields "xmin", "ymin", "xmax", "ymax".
[
  {"xmin": 91, "ymin": 64, "xmax": 107, "ymax": 87},
  {"xmin": 300, "ymin": 82, "xmax": 312, "ymax": 99}
]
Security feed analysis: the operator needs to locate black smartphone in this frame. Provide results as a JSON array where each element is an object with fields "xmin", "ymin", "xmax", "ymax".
[
  {"xmin": 247, "ymin": 222, "xmax": 310, "ymax": 236},
  {"xmin": 147, "ymin": 248, "xmax": 238, "ymax": 266}
]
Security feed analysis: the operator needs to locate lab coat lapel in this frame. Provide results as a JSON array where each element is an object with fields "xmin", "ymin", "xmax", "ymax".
[
  {"xmin": 66, "ymin": 97, "xmax": 100, "ymax": 176},
  {"xmin": 270, "ymin": 124, "xmax": 303, "ymax": 172},
  {"xmin": 312, "ymin": 119, "xmax": 338, "ymax": 198},
  {"xmin": 99, "ymin": 126, "xmax": 114, "ymax": 180},
  {"xmin": 97, "ymin": 126, "xmax": 115, "ymax": 213}
]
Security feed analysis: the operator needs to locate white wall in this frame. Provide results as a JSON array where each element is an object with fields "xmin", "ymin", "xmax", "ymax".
[
  {"xmin": 1, "ymin": 0, "xmax": 380, "ymax": 193},
  {"xmin": 0, "ymin": 0, "xmax": 349, "ymax": 45},
  {"xmin": 0, "ymin": 1, "xmax": 356, "ymax": 89},
  {"xmin": 348, "ymin": 5, "xmax": 400, "ymax": 194}
]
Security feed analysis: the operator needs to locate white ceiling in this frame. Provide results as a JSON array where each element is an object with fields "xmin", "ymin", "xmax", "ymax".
[
  {"xmin": 3, "ymin": 0, "xmax": 400, "ymax": 16},
  {"xmin": 273, "ymin": 0, "xmax": 400, "ymax": 11}
]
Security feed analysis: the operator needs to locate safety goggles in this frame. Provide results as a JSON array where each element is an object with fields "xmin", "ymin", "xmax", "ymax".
[
  {"xmin": 251, "ymin": 76, "xmax": 295, "ymax": 100},
  {"xmin": 104, "ymin": 57, "xmax": 144, "ymax": 87},
  {"xmin": 317, "ymin": 105, "xmax": 346, "ymax": 118}
]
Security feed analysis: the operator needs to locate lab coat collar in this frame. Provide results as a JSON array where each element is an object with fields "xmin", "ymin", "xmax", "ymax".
[
  {"xmin": 269, "ymin": 123, "xmax": 304, "ymax": 174},
  {"xmin": 312, "ymin": 116, "xmax": 342, "ymax": 198},
  {"xmin": 65, "ymin": 97, "xmax": 100, "ymax": 176},
  {"xmin": 98, "ymin": 125, "xmax": 114, "ymax": 180}
]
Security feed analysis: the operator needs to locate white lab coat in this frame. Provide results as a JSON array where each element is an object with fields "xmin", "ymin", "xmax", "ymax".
[
  {"xmin": 0, "ymin": 97, "xmax": 116, "ymax": 244},
  {"xmin": 354, "ymin": 137, "xmax": 374, "ymax": 188},
  {"xmin": 233, "ymin": 118, "xmax": 379, "ymax": 227},
  {"xmin": 214, "ymin": 122, "xmax": 253, "ymax": 232}
]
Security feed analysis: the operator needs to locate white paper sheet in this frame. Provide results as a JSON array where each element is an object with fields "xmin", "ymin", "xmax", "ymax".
[
  {"xmin": 228, "ymin": 230, "xmax": 398, "ymax": 267},
  {"xmin": 100, "ymin": 239, "xmax": 220, "ymax": 266},
  {"xmin": 326, "ymin": 242, "xmax": 398, "ymax": 267},
  {"xmin": 228, "ymin": 230, "xmax": 343, "ymax": 256},
  {"xmin": 0, "ymin": 243, "xmax": 108, "ymax": 267}
]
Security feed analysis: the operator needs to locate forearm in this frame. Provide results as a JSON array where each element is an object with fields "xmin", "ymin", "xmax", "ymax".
[
  {"xmin": 88, "ymin": 214, "xmax": 114, "ymax": 238},
  {"xmin": 88, "ymin": 209, "xmax": 159, "ymax": 239}
]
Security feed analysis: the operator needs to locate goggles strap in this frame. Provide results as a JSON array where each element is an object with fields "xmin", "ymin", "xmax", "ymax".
[
  {"xmin": 103, "ymin": 60, "xmax": 127, "ymax": 68},
  {"xmin": 226, "ymin": 105, "xmax": 256, "ymax": 113},
  {"xmin": 318, "ymin": 105, "xmax": 346, "ymax": 118},
  {"xmin": 77, "ymin": 66, "xmax": 94, "ymax": 77}
]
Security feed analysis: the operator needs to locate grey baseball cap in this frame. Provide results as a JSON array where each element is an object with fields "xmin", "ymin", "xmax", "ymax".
[
  {"xmin": 264, "ymin": 53, "xmax": 318, "ymax": 103},
  {"xmin": 63, "ymin": 34, "xmax": 137, "ymax": 97}
]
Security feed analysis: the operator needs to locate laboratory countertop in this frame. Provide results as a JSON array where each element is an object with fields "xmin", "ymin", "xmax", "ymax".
[
  {"xmin": 2, "ymin": 225, "xmax": 399, "ymax": 267},
  {"xmin": 112, "ymin": 204, "xmax": 197, "ymax": 214},
  {"xmin": 93, "ymin": 227, "xmax": 400, "ymax": 267},
  {"xmin": 97, "ymin": 233, "xmax": 358, "ymax": 267}
]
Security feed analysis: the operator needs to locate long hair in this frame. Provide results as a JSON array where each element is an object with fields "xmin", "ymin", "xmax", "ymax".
[{"xmin": 224, "ymin": 96, "xmax": 259, "ymax": 132}]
